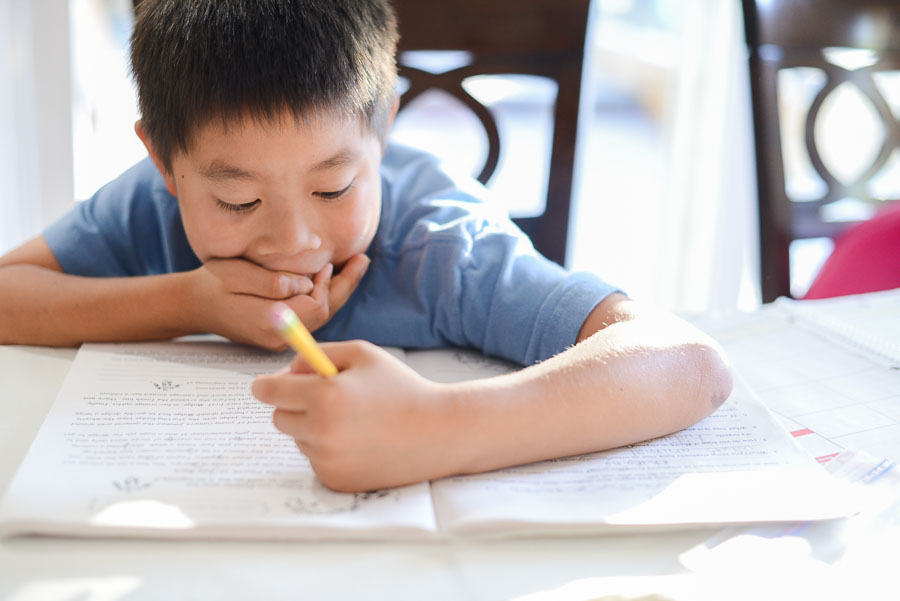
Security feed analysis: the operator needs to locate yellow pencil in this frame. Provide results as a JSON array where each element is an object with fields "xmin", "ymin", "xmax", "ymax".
[{"xmin": 269, "ymin": 303, "xmax": 338, "ymax": 376}]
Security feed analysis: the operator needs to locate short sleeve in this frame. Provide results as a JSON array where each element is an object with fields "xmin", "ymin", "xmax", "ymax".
[
  {"xmin": 315, "ymin": 144, "xmax": 623, "ymax": 365},
  {"xmin": 43, "ymin": 158, "xmax": 200, "ymax": 277}
]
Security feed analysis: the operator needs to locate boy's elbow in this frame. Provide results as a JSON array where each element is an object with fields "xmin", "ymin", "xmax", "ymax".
[{"xmin": 693, "ymin": 340, "xmax": 733, "ymax": 415}]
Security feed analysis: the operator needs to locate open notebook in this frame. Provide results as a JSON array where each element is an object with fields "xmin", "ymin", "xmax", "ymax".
[
  {"xmin": 688, "ymin": 288, "xmax": 900, "ymax": 465},
  {"xmin": 0, "ymin": 340, "xmax": 854, "ymax": 540}
]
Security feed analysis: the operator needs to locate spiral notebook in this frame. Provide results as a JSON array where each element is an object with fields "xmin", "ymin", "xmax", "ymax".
[
  {"xmin": 777, "ymin": 290, "xmax": 900, "ymax": 368},
  {"xmin": 690, "ymin": 288, "xmax": 900, "ymax": 466}
]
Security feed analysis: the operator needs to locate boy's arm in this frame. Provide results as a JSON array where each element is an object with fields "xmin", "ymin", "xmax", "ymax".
[
  {"xmin": 0, "ymin": 236, "xmax": 200, "ymax": 346},
  {"xmin": 448, "ymin": 293, "xmax": 732, "ymax": 476},
  {"xmin": 0, "ymin": 236, "xmax": 368, "ymax": 347},
  {"xmin": 253, "ymin": 292, "xmax": 733, "ymax": 492}
]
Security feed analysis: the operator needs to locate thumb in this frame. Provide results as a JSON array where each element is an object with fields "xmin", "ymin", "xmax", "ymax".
[
  {"xmin": 289, "ymin": 353, "xmax": 318, "ymax": 374},
  {"xmin": 301, "ymin": 339, "xmax": 375, "ymax": 373},
  {"xmin": 328, "ymin": 254, "xmax": 371, "ymax": 314}
]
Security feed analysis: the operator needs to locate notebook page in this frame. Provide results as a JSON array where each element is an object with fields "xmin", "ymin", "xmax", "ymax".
[
  {"xmin": 0, "ymin": 341, "xmax": 436, "ymax": 540},
  {"xmin": 777, "ymin": 289, "xmax": 900, "ymax": 367},
  {"xmin": 431, "ymin": 377, "xmax": 855, "ymax": 536},
  {"xmin": 692, "ymin": 301, "xmax": 900, "ymax": 465}
]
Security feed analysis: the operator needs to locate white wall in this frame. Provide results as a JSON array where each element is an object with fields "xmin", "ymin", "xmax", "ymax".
[{"xmin": 0, "ymin": 0, "xmax": 73, "ymax": 255}]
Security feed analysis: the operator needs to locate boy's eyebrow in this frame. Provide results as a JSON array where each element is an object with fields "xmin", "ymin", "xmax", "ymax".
[
  {"xmin": 309, "ymin": 149, "xmax": 359, "ymax": 173},
  {"xmin": 199, "ymin": 149, "xmax": 359, "ymax": 181},
  {"xmin": 199, "ymin": 160, "xmax": 258, "ymax": 182}
]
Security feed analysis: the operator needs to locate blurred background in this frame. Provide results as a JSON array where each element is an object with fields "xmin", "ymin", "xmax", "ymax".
[{"xmin": 2, "ymin": 0, "xmax": 896, "ymax": 314}]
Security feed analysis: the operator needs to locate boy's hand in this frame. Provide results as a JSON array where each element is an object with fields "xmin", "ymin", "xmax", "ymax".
[
  {"xmin": 281, "ymin": 254, "xmax": 370, "ymax": 334},
  {"xmin": 252, "ymin": 340, "xmax": 456, "ymax": 492},
  {"xmin": 191, "ymin": 254, "xmax": 370, "ymax": 349}
]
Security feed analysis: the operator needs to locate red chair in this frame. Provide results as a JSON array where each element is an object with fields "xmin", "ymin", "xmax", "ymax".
[{"xmin": 804, "ymin": 201, "xmax": 900, "ymax": 299}]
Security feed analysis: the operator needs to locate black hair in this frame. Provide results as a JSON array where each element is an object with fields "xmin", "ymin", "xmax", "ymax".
[{"xmin": 130, "ymin": 0, "xmax": 398, "ymax": 171}]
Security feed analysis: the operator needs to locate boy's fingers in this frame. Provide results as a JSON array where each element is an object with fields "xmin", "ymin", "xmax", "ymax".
[
  {"xmin": 313, "ymin": 339, "xmax": 376, "ymax": 370},
  {"xmin": 273, "ymin": 273, "xmax": 314, "ymax": 298},
  {"xmin": 252, "ymin": 374, "xmax": 316, "ymax": 409},
  {"xmin": 289, "ymin": 354, "xmax": 317, "ymax": 374},
  {"xmin": 272, "ymin": 407, "xmax": 311, "ymax": 441},
  {"xmin": 294, "ymin": 438, "xmax": 315, "ymax": 459},
  {"xmin": 206, "ymin": 258, "xmax": 313, "ymax": 298},
  {"xmin": 327, "ymin": 254, "xmax": 370, "ymax": 314},
  {"xmin": 284, "ymin": 340, "xmax": 372, "ymax": 376},
  {"xmin": 308, "ymin": 263, "xmax": 334, "ymax": 306},
  {"xmin": 274, "ymin": 256, "xmax": 368, "ymax": 334}
]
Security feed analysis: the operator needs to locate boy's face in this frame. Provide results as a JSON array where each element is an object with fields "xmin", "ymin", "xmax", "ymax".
[{"xmin": 144, "ymin": 112, "xmax": 385, "ymax": 277}]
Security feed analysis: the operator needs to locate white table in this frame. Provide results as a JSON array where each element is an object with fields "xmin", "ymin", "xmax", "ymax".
[{"xmin": 3, "ymin": 317, "xmax": 897, "ymax": 601}]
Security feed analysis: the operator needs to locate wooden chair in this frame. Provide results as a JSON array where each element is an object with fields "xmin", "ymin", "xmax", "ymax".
[
  {"xmin": 393, "ymin": 0, "xmax": 591, "ymax": 266},
  {"xmin": 742, "ymin": 0, "xmax": 900, "ymax": 301}
]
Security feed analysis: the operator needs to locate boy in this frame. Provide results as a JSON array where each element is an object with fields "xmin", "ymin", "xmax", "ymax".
[{"xmin": 0, "ymin": 0, "xmax": 731, "ymax": 492}]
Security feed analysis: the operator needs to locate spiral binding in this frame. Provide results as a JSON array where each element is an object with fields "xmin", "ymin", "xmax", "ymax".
[{"xmin": 776, "ymin": 296, "xmax": 900, "ymax": 369}]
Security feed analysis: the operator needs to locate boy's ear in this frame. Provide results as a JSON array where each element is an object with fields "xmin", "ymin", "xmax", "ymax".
[
  {"xmin": 134, "ymin": 121, "xmax": 178, "ymax": 197},
  {"xmin": 386, "ymin": 96, "xmax": 400, "ymax": 132},
  {"xmin": 376, "ymin": 96, "xmax": 401, "ymax": 152}
]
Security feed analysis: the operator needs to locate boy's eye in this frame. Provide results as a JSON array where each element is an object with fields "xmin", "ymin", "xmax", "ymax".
[
  {"xmin": 216, "ymin": 198, "xmax": 261, "ymax": 213},
  {"xmin": 315, "ymin": 181, "xmax": 354, "ymax": 201}
]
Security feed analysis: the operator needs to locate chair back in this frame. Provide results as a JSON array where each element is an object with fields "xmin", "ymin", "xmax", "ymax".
[
  {"xmin": 393, "ymin": 0, "xmax": 592, "ymax": 265},
  {"xmin": 743, "ymin": 0, "xmax": 900, "ymax": 301}
]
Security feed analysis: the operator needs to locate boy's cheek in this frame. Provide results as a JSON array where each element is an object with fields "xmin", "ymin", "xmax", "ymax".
[
  {"xmin": 342, "ymin": 189, "xmax": 382, "ymax": 255},
  {"xmin": 185, "ymin": 226, "xmax": 249, "ymax": 265},
  {"xmin": 180, "ymin": 207, "xmax": 252, "ymax": 263}
]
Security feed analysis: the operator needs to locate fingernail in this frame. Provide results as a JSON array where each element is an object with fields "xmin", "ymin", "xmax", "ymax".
[
  {"xmin": 290, "ymin": 277, "xmax": 307, "ymax": 295},
  {"xmin": 360, "ymin": 255, "xmax": 371, "ymax": 274},
  {"xmin": 280, "ymin": 276, "xmax": 299, "ymax": 295},
  {"xmin": 278, "ymin": 275, "xmax": 293, "ymax": 295}
]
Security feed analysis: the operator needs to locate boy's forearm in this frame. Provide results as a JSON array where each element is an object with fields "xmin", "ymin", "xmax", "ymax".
[
  {"xmin": 441, "ymin": 314, "xmax": 732, "ymax": 476},
  {"xmin": 0, "ymin": 265, "xmax": 198, "ymax": 346}
]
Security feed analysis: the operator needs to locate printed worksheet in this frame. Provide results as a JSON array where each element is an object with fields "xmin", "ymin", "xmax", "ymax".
[
  {"xmin": 0, "ymin": 341, "xmax": 436, "ymax": 539},
  {"xmin": 432, "ymin": 377, "xmax": 853, "ymax": 536},
  {"xmin": 1, "ymin": 340, "xmax": 855, "ymax": 540}
]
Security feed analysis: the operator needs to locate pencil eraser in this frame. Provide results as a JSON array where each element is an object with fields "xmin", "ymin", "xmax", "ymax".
[{"xmin": 268, "ymin": 302, "xmax": 296, "ymax": 331}]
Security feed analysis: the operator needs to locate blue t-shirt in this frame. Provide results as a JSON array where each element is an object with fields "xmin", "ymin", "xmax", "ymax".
[{"xmin": 44, "ymin": 143, "xmax": 619, "ymax": 364}]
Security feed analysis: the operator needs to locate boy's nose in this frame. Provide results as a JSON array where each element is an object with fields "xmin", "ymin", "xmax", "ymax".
[{"xmin": 260, "ymin": 205, "xmax": 322, "ymax": 257}]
